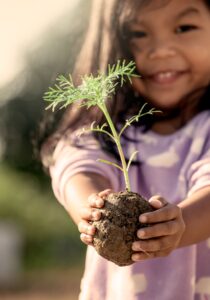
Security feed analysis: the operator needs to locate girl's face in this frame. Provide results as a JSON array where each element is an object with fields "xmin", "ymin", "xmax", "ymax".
[{"xmin": 129, "ymin": 0, "xmax": 210, "ymax": 112}]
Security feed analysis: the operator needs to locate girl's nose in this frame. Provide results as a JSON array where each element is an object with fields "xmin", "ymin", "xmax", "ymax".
[{"xmin": 148, "ymin": 39, "xmax": 176, "ymax": 60}]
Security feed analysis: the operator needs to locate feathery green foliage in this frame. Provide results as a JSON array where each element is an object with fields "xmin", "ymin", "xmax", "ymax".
[
  {"xmin": 44, "ymin": 60, "xmax": 137, "ymax": 111},
  {"xmin": 44, "ymin": 60, "xmax": 158, "ymax": 191}
]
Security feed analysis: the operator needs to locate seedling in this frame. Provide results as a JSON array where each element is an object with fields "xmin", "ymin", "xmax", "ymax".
[{"xmin": 43, "ymin": 60, "xmax": 158, "ymax": 192}]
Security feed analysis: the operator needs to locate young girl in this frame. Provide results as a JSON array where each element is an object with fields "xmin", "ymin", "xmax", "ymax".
[{"xmin": 41, "ymin": 0, "xmax": 210, "ymax": 299}]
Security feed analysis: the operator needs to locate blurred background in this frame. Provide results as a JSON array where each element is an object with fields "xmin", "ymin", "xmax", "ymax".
[{"xmin": 0, "ymin": 0, "xmax": 91, "ymax": 299}]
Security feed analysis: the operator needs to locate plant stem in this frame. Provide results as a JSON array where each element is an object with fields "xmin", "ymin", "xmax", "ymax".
[{"xmin": 99, "ymin": 103, "xmax": 131, "ymax": 191}]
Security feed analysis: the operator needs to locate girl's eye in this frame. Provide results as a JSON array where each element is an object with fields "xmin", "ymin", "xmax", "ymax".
[
  {"xmin": 175, "ymin": 25, "xmax": 198, "ymax": 34},
  {"xmin": 129, "ymin": 30, "xmax": 147, "ymax": 39}
]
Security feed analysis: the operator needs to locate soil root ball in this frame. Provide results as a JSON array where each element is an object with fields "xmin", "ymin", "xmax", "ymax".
[{"xmin": 93, "ymin": 191, "xmax": 154, "ymax": 266}]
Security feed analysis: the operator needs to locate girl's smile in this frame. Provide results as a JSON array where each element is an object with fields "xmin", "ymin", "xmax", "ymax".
[
  {"xmin": 144, "ymin": 69, "xmax": 189, "ymax": 86},
  {"xmin": 128, "ymin": 0, "xmax": 210, "ymax": 118}
]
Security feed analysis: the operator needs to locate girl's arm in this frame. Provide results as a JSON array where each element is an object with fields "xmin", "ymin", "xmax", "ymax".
[{"xmin": 178, "ymin": 186, "xmax": 210, "ymax": 247}]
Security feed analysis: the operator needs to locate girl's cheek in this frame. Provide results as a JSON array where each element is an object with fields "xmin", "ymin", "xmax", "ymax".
[
  {"xmin": 130, "ymin": 39, "xmax": 150, "ymax": 55},
  {"xmin": 130, "ymin": 45, "xmax": 144, "ymax": 57},
  {"xmin": 131, "ymin": 76, "xmax": 146, "ymax": 95}
]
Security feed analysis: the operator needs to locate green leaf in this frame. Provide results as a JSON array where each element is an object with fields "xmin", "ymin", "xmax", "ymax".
[
  {"xmin": 97, "ymin": 159, "xmax": 123, "ymax": 172},
  {"xmin": 126, "ymin": 151, "xmax": 138, "ymax": 172}
]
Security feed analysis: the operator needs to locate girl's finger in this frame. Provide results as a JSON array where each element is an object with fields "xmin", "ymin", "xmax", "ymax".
[
  {"xmin": 80, "ymin": 207, "xmax": 101, "ymax": 221},
  {"xmin": 88, "ymin": 193, "xmax": 104, "ymax": 208},
  {"xmin": 148, "ymin": 195, "xmax": 168, "ymax": 209},
  {"xmin": 132, "ymin": 248, "xmax": 171, "ymax": 261},
  {"xmin": 137, "ymin": 220, "xmax": 179, "ymax": 239},
  {"xmin": 139, "ymin": 204, "xmax": 181, "ymax": 224},
  {"xmin": 98, "ymin": 189, "xmax": 112, "ymax": 198},
  {"xmin": 132, "ymin": 251, "xmax": 154, "ymax": 261},
  {"xmin": 80, "ymin": 233, "xmax": 93, "ymax": 246},
  {"xmin": 78, "ymin": 220, "xmax": 96, "ymax": 235},
  {"xmin": 132, "ymin": 235, "xmax": 174, "ymax": 253}
]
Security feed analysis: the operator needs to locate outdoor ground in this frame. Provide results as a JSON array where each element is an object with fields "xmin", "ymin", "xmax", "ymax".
[{"xmin": 0, "ymin": 267, "xmax": 83, "ymax": 300}]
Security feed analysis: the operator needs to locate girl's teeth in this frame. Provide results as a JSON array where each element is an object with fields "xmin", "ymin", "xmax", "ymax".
[
  {"xmin": 157, "ymin": 72, "xmax": 176, "ymax": 79},
  {"xmin": 151, "ymin": 71, "xmax": 180, "ymax": 84}
]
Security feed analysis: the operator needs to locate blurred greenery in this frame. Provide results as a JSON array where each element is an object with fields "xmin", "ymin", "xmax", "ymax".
[
  {"xmin": 0, "ymin": 0, "xmax": 91, "ymax": 271},
  {"xmin": 0, "ymin": 162, "xmax": 86, "ymax": 269}
]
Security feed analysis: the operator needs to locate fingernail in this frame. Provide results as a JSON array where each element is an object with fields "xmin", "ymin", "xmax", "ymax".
[
  {"xmin": 87, "ymin": 226, "xmax": 94, "ymax": 234},
  {"xmin": 140, "ymin": 215, "xmax": 147, "ymax": 223},
  {"xmin": 132, "ymin": 254, "xmax": 139, "ymax": 261},
  {"xmin": 149, "ymin": 198, "xmax": 162, "ymax": 208},
  {"xmin": 96, "ymin": 199, "xmax": 103, "ymax": 207},
  {"xmin": 92, "ymin": 210, "xmax": 100, "ymax": 220},
  {"xmin": 137, "ymin": 230, "xmax": 145, "ymax": 238},
  {"xmin": 132, "ymin": 242, "xmax": 139, "ymax": 251}
]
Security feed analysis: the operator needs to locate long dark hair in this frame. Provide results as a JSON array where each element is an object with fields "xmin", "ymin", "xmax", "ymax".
[
  {"xmin": 40, "ymin": 0, "xmax": 210, "ymax": 167},
  {"xmin": 40, "ymin": 0, "xmax": 145, "ymax": 166}
]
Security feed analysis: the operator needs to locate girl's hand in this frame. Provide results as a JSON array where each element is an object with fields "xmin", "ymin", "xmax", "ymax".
[
  {"xmin": 132, "ymin": 195, "xmax": 186, "ymax": 261},
  {"xmin": 78, "ymin": 189, "xmax": 111, "ymax": 246}
]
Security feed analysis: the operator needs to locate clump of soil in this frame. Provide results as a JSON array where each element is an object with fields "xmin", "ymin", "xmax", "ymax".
[{"xmin": 93, "ymin": 191, "xmax": 154, "ymax": 266}]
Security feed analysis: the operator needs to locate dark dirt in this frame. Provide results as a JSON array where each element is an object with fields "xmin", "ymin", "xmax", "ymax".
[{"xmin": 93, "ymin": 191, "xmax": 154, "ymax": 266}]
